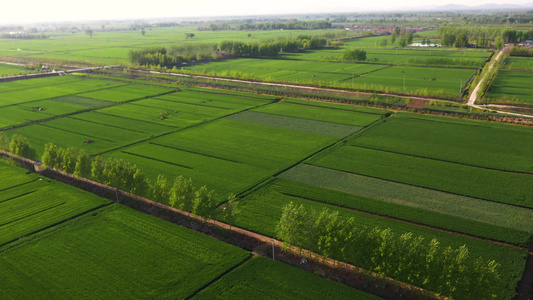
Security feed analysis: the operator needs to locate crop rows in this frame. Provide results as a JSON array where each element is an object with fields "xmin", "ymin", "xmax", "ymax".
[
  {"xmin": 277, "ymin": 165, "xmax": 533, "ymax": 246},
  {"xmin": 308, "ymin": 145, "xmax": 533, "ymax": 207}
]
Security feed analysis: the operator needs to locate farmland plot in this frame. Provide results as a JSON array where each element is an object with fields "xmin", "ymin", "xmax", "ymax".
[
  {"xmin": 0, "ymin": 161, "xmax": 110, "ymax": 245},
  {"xmin": 0, "ymin": 205, "xmax": 249, "ymax": 299},
  {"xmin": 251, "ymin": 100, "xmax": 383, "ymax": 126},
  {"xmin": 235, "ymin": 178, "xmax": 526, "ymax": 300},
  {"xmin": 308, "ymin": 145, "xmax": 533, "ymax": 207},
  {"xmin": 349, "ymin": 115, "xmax": 533, "ymax": 173},
  {"xmin": 278, "ymin": 165, "xmax": 533, "ymax": 246},
  {"xmin": 484, "ymin": 69, "xmax": 533, "ymax": 104},
  {"xmin": 77, "ymin": 84, "xmax": 172, "ymax": 102},
  {"xmin": 194, "ymin": 256, "xmax": 382, "ymax": 300}
]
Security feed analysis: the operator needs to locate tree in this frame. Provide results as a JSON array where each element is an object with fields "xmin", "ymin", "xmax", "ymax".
[
  {"xmin": 9, "ymin": 134, "xmax": 36, "ymax": 160},
  {"xmin": 169, "ymin": 175, "xmax": 194, "ymax": 212},
  {"xmin": 340, "ymin": 49, "xmax": 367, "ymax": 62},
  {"xmin": 85, "ymin": 29, "xmax": 93, "ymax": 38},
  {"xmin": 131, "ymin": 167, "xmax": 149, "ymax": 197},
  {"xmin": 91, "ymin": 156, "xmax": 105, "ymax": 181},
  {"xmin": 222, "ymin": 194, "xmax": 240, "ymax": 230},
  {"xmin": 0, "ymin": 131, "xmax": 9, "ymax": 150},
  {"xmin": 73, "ymin": 149, "xmax": 91, "ymax": 178},
  {"xmin": 442, "ymin": 33, "xmax": 456, "ymax": 47},
  {"xmin": 455, "ymin": 33, "xmax": 469, "ymax": 48},
  {"xmin": 495, "ymin": 36, "xmax": 504, "ymax": 49},
  {"xmin": 192, "ymin": 185, "xmax": 217, "ymax": 221},
  {"xmin": 42, "ymin": 142, "xmax": 59, "ymax": 169},
  {"xmin": 141, "ymin": 30, "xmax": 146, "ymax": 36},
  {"xmin": 151, "ymin": 174, "xmax": 169, "ymax": 203},
  {"xmin": 247, "ymin": 33, "xmax": 251, "ymax": 38},
  {"xmin": 185, "ymin": 33, "xmax": 195, "ymax": 39},
  {"xmin": 59, "ymin": 147, "xmax": 78, "ymax": 174},
  {"xmin": 397, "ymin": 37, "xmax": 407, "ymax": 48}
]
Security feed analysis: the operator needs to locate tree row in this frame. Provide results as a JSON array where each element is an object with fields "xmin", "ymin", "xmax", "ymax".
[{"xmin": 276, "ymin": 202, "xmax": 500, "ymax": 300}]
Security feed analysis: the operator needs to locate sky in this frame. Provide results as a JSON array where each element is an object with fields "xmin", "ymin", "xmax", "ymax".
[{"xmin": 1, "ymin": 0, "xmax": 533, "ymax": 24}]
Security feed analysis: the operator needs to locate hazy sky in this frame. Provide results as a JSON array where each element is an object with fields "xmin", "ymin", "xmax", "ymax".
[{"xmin": 2, "ymin": 0, "xmax": 532, "ymax": 24}]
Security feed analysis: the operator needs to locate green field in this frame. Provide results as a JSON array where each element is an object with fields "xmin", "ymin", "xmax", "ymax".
[
  {"xmin": 308, "ymin": 145, "xmax": 533, "ymax": 207},
  {"xmin": 283, "ymin": 48, "xmax": 489, "ymax": 67},
  {"xmin": 236, "ymin": 178, "xmax": 526, "ymax": 300},
  {"xmin": 182, "ymin": 58, "xmax": 476, "ymax": 97},
  {"xmin": 194, "ymin": 256, "xmax": 382, "ymax": 300},
  {"xmin": 0, "ymin": 63, "xmax": 31, "ymax": 77},
  {"xmin": 251, "ymin": 100, "xmax": 383, "ymax": 126},
  {"xmin": 0, "ymin": 205, "xmax": 250, "ymax": 299},
  {"xmin": 503, "ymin": 56, "xmax": 533, "ymax": 71},
  {"xmin": 485, "ymin": 69, "xmax": 533, "ymax": 104},
  {"xmin": 110, "ymin": 118, "xmax": 337, "ymax": 196},
  {"xmin": 349, "ymin": 115, "xmax": 533, "ymax": 173},
  {"xmin": 277, "ymin": 165, "xmax": 533, "ymax": 246}
]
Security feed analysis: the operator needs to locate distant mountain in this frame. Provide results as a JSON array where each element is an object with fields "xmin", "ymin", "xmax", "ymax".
[{"xmin": 424, "ymin": 2, "xmax": 533, "ymax": 11}]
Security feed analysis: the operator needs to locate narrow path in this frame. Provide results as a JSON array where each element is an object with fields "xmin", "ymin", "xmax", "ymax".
[{"xmin": 468, "ymin": 50, "xmax": 502, "ymax": 107}]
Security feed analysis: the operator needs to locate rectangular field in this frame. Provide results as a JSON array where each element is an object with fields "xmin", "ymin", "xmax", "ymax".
[
  {"xmin": 277, "ymin": 164, "xmax": 533, "ymax": 246},
  {"xmin": 251, "ymin": 100, "xmax": 383, "ymax": 127},
  {"xmin": 484, "ymin": 69, "xmax": 533, "ymax": 104},
  {"xmin": 308, "ymin": 145, "xmax": 533, "ymax": 208},
  {"xmin": 236, "ymin": 178, "xmax": 526, "ymax": 300},
  {"xmin": 0, "ymin": 205, "xmax": 249, "ymax": 299},
  {"xmin": 0, "ymin": 161, "xmax": 110, "ymax": 245},
  {"xmin": 225, "ymin": 111, "xmax": 362, "ymax": 138},
  {"xmin": 349, "ymin": 115, "xmax": 533, "ymax": 173},
  {"xmin": 193, "ymin": 256, "xmax": 382, "ymax": 300}
]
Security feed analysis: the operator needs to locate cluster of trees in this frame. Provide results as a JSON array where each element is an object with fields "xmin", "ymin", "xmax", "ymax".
[
  {"xmin": 340, "ymin": 49, "xmax": 367, "ymax": 61},
  {"xmin": 129, "ymin": 44, "xmax": 218, "ymax": 67},
  {"xmin": 276, "ymin": 203, "xmax": 501, "ymax": 299},
  {"xmin": 40, "ymin": 142, "xmax": 239, "ymax": 223},
  {"xmin": 0, "ymin": 133, "xmax": 37, "ymax": 159},
  {"xmin": 509, "ymin": 46, "xmax": 533, "ymax": 57},
  {"xmin": 236, "ymin": 20, "xmax": 331, "ymax": 31},
  {"xmin": 389, "ymin": 27, "xmax": 414, "ymax": 48},
  {"xmin": 439, "ymin": 27, "xmax": 533, "ymax": 47},
  {"xmin": 219, "ymin": 36, "xmax": 327, "ymax": 58}
]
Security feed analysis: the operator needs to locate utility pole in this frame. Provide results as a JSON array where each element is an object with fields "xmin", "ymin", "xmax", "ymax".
[{"xmin": 403, "ymin": 74, "xmax": 406, "ymax": 91}]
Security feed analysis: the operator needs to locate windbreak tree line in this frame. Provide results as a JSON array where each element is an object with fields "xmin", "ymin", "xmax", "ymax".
[
  {"xmin": 129, "ymin": 44, "xmax": 219, "ymax": 67},
  {"xmin": 276, "ymin": 202, "xmax": 501, "ymax": 300},
  {"xmin": 129, "ymin": 36, "xmax": 328, "ymax": 67},
  {"xmin": 438, "ymin": 27, "xmax": 533, "ymax": 47},
  {"xmin": 40, "ymin": 142, "xmax": 239, "ymax": 223},
  {"xmin": 0, "ymin": 133, "xmax": 37, "ymax": 160}
]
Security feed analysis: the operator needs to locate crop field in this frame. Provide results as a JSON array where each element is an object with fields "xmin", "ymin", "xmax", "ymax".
[
  {"xmin": 236, "ymin": 178, "xmax": 526, "ymax": 300},
  {"xmin": 503, "ymin": 56, "xmax": 533, "ymax": 71},
  {"xmin": 0, "ymin": 63, "xmax": 30, "ymax": 76},
  {"xmin": 251, "ymin": 100, "xmax": 383, "ymax": 126},
  {"xmin": 352, "ymin": 65, "xmax": 477, "ymax": 96},
  {"xmin": 183, "ymin": 58, "xmax": 477, "ymax": 97},
  {"xmin": 193, "ymin": 256, "xmax": 382, "ymax": 300},
  {"xmin": 77, "ymin": 84, "xmax": 172, "ymax": 102},
  {"xmin": 110, "ymin": 118, "xmax": 337, "ymax": 196},
  {"xmin": 283, "ymin": 48, "xmax": 489, "ymax": 67},
  {"xmin": 0, "ymin": 26, "xmax": 353, "ymax": 65},
  {"xmin": 225, "ymin": 111, "xmax": 362, "ymax": 137},
  {"xmin": 484, "ymin": 69, "xmax": 533, "ymax": 104},
  {"xmin": 277, "ymin": 165, "xmax": 533, "ymax": 246},
  {"xmin": 0, "ymin": 160, "xmax": 110, "ymax": 245},
  {"xmin": 70, "ymin": 111, "xmax": 175, "ymax": 135},
  {"xmin": 308, "ymin": 145, "xmax": 533, "ymax": 207},
  {"xmin": 0, "ymin": 205, "xmax": 250, "ymax": 299},
  {"xmin": 182, "ymin": 57, "xmax": 389, "ymax": 82},
  {"xmin": 348, "ymin": 115, "xmax": 533, "ymax": 173}
]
